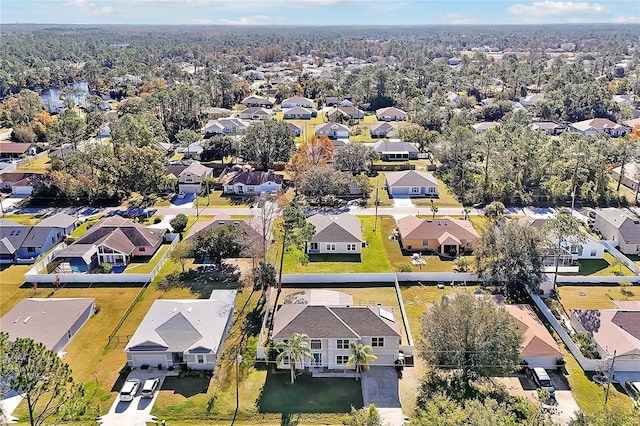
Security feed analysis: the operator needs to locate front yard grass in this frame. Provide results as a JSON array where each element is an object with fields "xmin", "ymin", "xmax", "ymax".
[
  {"xmin": 412, "ymin": 175, "xmax": 462, "ymax": 209},
  {"xmin": 199, "ymin": 191, "xmax": 254, "ymax": 208}
]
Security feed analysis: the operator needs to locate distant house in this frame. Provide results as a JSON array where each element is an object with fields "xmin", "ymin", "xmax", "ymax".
[
  {"xmin": 283, "ymin": 107, "xmax": 316, "ymax": 120},
  {"xmin": 36, "ymin": 212, "xmax": 77, "ymax": 236},
  {"xmin": 325, "ymin": 96, "xmax": 339, "ymax": 106},
  {"xmin": 53, "ymin": 215, "xmax": 167, "ymax": 272},
  {"xmin": 369, "ymin": 122, "xmax": 395, "ymax": 138},
  {"xmin": 222, "ymin": 170, "xmax": 283, "ymax": 195},
  {"xmin": 396, "ymin": 215, "xmax": 479, "ymax": 255},
  {"xmin": 594, "ymin": 208, "xmax": 640, "ymax": 254},
  {"xmin": 201, "ymin": 118, "xmax": 250, "ymax": 136},
  {"xmin": 172, "ymin": 162, "xmax": 214, "ymax": 194},
  {"xmin": 519, "ymin": 94, "xmax": 544, "ymax": 106},
  {"xmin": 327, "ymin": 106, "xmax": 364, "ymax": 121},
  {"xmin": 315, "ymin": 122, "xmax": 349, "ymax": 139},
  {"xmin": 611, "ymin": 162, "xmax": 640, "ymax": 193},
  {"xmin": 0, "ymin": 172, "xmax": 38, "ymax": 195},
  {"xmin": 376, "ymin": 107, "xmax": 407, "ymax": 121},
  {"xmin": 272, "ymin": 303, "xmax": 402, "ymax": 373},
  {"xmin": 281, "ymin": 96, "xmax": 314, "ymax": 109},
  {"xmin": 531, "ymin": 121, "xmax": 567, "ymax": 136},
  {"xmin": 570, "ymin": 118, "xmax": 628, "ymax": 137},
  {"xmin": 185, "ymin": 214, "xmax": 264, "ymax": 247},
  {"xmin": 385, "ymin": 170, "xmax": 438, "ymax": 197},
  {"xmin": 175, "ymin": 142, "xmax": 204, "ymax": 160},
  {"xmin": 0, "ymin": 143, "xmax": 36, "ymax": 159},
  {"xmin": 241, "ymin": 95, "xmax": 275, "ymax": 108},
  {"xmin": 506, "ymin": 304, "xmax": 562, "ymax": 369},
  {"xmin": 374, "ymin": 141, "xmax": 418, "ymax": 161},
  {"xmin": 125, "ymin": 291, "xmax": 236, "ymax": 370},
  {"xmin": 622, "ymin": 117, "xmax": 640, "ymax": 129},
  {"xmin": 286, "ymin": 122, "xmax": 303, "ymax": 137},
  {"xmin": 570, "ymin": 301, "xmax": 640, "ymax": 372},
  {"xmin": 0, "ymin": 219, "xmax": 66, "ymax": 264},
  {"xmin": 306, "ymin": 213, "xmax": 363, "ymax": 255},
  {"xmin": 471, "ymin": 121, "xmax": 500, "ymax": 134},
  {"xmin": 1, "ymin": 298, "xmax": 95, "ymax": 354},
  {"xmin": 202, "ymin": 107, "xmax": 231, "ymax": 119},
  {"xmin": 238, "ymin": 107, "xmax": 272, "ymax": 121},
  {"xmin": 45, "ymin": 99, "xmax": 65, "ymax": 114}
]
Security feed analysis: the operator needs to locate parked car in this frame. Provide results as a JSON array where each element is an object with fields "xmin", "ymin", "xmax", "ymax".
[
  {"xmin": 119, "ymin": 378, "xmax": 141, "ymax": 402},
  {"xmin": 625, "ymin": 380, "xmax": 640, "ymax": 399},
  {"xmin": 141, "ymin": 378, "xmax": 160, "ymax": 399},
  {"xmin": 531, "ymin": 367, "xmax": 555, "ymax": 396}
]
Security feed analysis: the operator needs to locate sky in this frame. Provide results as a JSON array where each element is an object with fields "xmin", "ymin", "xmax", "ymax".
[{"xmin": 1, "ymin": 0, "xmax": 639, "ymax": 26}]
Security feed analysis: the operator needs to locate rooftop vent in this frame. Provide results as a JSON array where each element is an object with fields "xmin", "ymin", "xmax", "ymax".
[{"xmin": 23, "ymin": 316, "xmax": 32, "ymax": 324}]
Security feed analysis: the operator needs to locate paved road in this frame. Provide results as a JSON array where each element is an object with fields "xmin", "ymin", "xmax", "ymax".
[{"xmin": 361, "ymin": 367, "xmax": 405, "ymax": 426}]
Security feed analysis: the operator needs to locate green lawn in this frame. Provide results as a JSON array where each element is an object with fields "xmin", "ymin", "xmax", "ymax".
[
  {"xmin": 2, "ymin": 213, "xmax": 48, "ymax": 225},
  {"xmin": 575, "ymin": 252, "xmax": 634, "ymax": 276},
  {"xmin": 558, "ymin": 285, "xmax": 640, "ymax": 310},
  {"xmin": 70, "ymin": 216, "xmax": 102, "ymax": 238},
  {"xmin": 368, "ymin": 172, "xmax": 462, "ymax": 209},
  {"xmin": 0, "ymin": 265, "xmax": 32, "ymax": 316},
  {"xmin": 198, "ymin": 191, "xmax": 254, "ymax": 208},
  {"xmin": 367, "ymin": 173, "xmax": 393, "ymax": 207},
  {"xmin": 123, "ymin": 243, "xmax": 172, "ymax": 274},
  {"xmin": 14, "ymin": 155, "xmax": 51, "ymax": 173}
]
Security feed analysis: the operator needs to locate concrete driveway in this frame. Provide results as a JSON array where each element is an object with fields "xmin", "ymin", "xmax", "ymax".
[
  {"xmin": 97, "ymin": 371, "xmax": 166, "ymax": 426},
  {"xmin": 391, "ymin": 195, "xmax": 414, "ymax": 208},
  {"xmin": 361, "ymin": 367, "xmax": 405, "ymax": 426},
  {"xmin": 548, "ymin": 371, "xmax": 580, "ymax": 425}
]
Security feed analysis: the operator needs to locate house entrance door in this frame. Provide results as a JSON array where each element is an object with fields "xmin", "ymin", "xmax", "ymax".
[{"xmin": 313, "ymin": 353, "xmax": 322, "ymax": 365}]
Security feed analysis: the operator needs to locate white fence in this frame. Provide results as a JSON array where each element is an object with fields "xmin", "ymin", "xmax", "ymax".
[
  {"xmin": 601, "ymin": 240, "xmax": 640, "ymax": 275},
  {"xmin": 281, "ymin": 272, "xmax": 478, "ymax": 284}
]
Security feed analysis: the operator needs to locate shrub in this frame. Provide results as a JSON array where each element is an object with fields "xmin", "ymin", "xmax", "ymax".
[
  {"xmin": 153, "ymin": 216, "xmax": 162, "ymax": 224},
  {"xmin": 170, "ymin": 213, "xmax": 188, "ymax": 233},
  {"xmin": 399, "ymin": 264, "xmax": 412, "ymax": 272}
]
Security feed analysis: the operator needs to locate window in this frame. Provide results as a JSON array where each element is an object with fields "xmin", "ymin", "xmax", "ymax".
[
  {"xmin": 371, "ymin": 337, "xmax": 384, "ymax": 347},
  {"xmin": 422, "ymin": 240, "xmax": 429, "ymax": 246},
  {"xmin": 27, "ymin": 247, "xmax": 36, "ymax": 253},
  {"xmin": 309, "ymin": 242, "xmax": 318, "ymax": 250},
  {"xmin": 336, "ymin": 355, "xmax": 348, "ymax": 365},
  {"xmin": 197, "ymin": 355, "xmax": 205, "ymax": 364},
  {"xmin": 466, "ymin": 240, "xmax": 472, "ymax": 247},
  {"xmin": 185, "ymin": 175, "xmax": 193, "ymax": 183},
  {"xmin": 590, "ymin": 250, "xmax": 597, "ymax": 257},
  {"xmin": 410, "ymin": 187, "xmax": 420, "ymax": 193},
  {"xmin": 346, "ymin": 243, "xmax": 357, "ymax": 251},
  {"xmin": 139, "ymin": 247, "xmax": 146, "ymax": 252},
  {"xmin": 337, "ymin": 339, "xmax": 350, "ymax": 349},
  {"xmin": 326, "ymin": 243, "xmax": 336, "ymax": 251},
  {"xmin": 428, "ymin": 187, "xmax": 436, "ymax": 193},
  {"xmin": 310, "ymin": 340, "xmax": 321, "ymax": 350}
]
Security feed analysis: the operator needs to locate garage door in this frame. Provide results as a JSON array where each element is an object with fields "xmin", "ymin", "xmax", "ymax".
[
  {"xmin": 132, "ymin": 355, "xmax": 168, "ymax": 368},
  {"xmin": 390, "ymin": 186, "xmax": 409, "ymax": 196},
  {"xmin": 12, "ymin": 186, "xmax": 33, "ymax": 195},
  {"xmin": 179, "ymin": 184, "xmax": 201, "ymax": 194}
]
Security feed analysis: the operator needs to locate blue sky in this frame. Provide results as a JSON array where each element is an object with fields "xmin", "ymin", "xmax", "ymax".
[{"xmin": 2, "ymin": 1, "xmax": 639, "ymax": 25}]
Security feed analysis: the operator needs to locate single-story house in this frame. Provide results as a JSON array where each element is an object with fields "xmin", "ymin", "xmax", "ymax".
[
  {"xmin": 1, "ymin": 298, "xmax": 95, "ymax": 354},
  {"xmin": 519, "ymin": 94, "xmax": 544, "ymax": 106},
  {"xmin": 0, "ymin": 172, "xmax": 38, "ymax": 195},
  {"xmin": 36, "ymin": 212, "xmax": 77, "ymax": 236},
  {"xmin": 376, "ymin": 107, "xmax": 407, "ymax": 121},
  {"xmin": 369, "ymin": 122, "xmax": 395, "ymax": 138},
  {"xmin": 471, "ymin": 121, "xmax": 500, "ymax": 134},
  {"xmin": 506, "ymin": 304, "xmax": 562, "ymax": 369},
  {"xmin": 0, "ymin": 219, "xmax": 66, "ymax": 264},
  {"xmin": 241, "ymin": 95, "xmax": 275, "ymax": 108},
  {"xmin": 175, "ymin": 162, "xmax": 213, "ymax": 194},
  {"xmin": 283, "ymin": 107, "xmax": 316, "ymax": 120},
  {"xmin": 327, "ymin": 106, "xmax": 364, "ymax": 121},
  {"xmin": 201, "ymin": 118, "xmax": 250, "ymax": 136},
  {"xmin": 203, "ymin": 107, "xmax": 232, "ymax": 119},
  {"xmin": 286, "ymin": 122, "xmax": 303, "ymax": 137},
  {"xmin": 325, "ymin": 96, "xmax": 349, "ymax": 106},
  {"xmin": 282, "ymin": 96, "xmax": 314, "ymax": 109},
  {"xmin": 396, "ymin": 215, "xmax": 480, "ymax": 255},
  {"xmin": 385, "ymin": 170, "xmax": 439, "ymax": 197},
  {"xmin": 0, "ymin": 220, "xmax": 30, "ymax": 264},
  {"xmin": 125, "ymin": 291, "xmax": 236, "ymax": 370},
  {"xmin": 307, "ymin": 213, "xmax": 363, "ymax": 255},
  {"xmin": 315, "ymin": 122, "xmax": 349, "ymax": 139},
  {"xmin": 594, "ymin": 208, "xmax": 640, "ymax": 254},
  {"xmin": 238, "ymin": 107, "xmax": 272, "ymax": 121},
  {"xmin": 531, "ymin": 121, "xmax": 567, "ymax": 136},
  {"xmin": 622, "ymin": 117, "xmax": 640, "ymax": 130},
  {"xmin": 570, "ymin": 118, "xmax": 628, "ymax": 137},
  {"xmin": 272, "ymin": 303, "xmax": 402, "ymax": 372},
  {"xmin": 185, "ymin": 214, "xmax": 264, "ymax": 248},
  {"xmin": 222, "ymin": 170, "xmax": 283, "ymax": 195},
  {"xmin": 570, "ymin": 301, "xmax": 640, "ymax": 372},
  {"xmin": 45, "ymin": 99, "xmax": 65, "ymax": 114},
  {"xmin": 53, "ymin": 215, "xmax": 167, "ymax": 272},
  {"xmin": 374, "ymin": 141, "xmax": 418, "ymax": 161},
  {"xmin": 175, "ymin": 142, "xmax": 204, "ymax": 160},
  {"xmin": 611, "ymin": 162, "xmax": 640, "ymax": 193},
  {"xmin": 0, "ymin": 143, "xmax": 36, "ymax": 159}
]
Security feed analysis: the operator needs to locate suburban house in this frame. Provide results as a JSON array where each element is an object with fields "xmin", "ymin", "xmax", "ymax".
[
  {"xmin": 531, "ymin": 121, "xmax": 567, "ymax": 136},
  {"xmin": 238, "ymin": 107, "xmax": 272, "ymax": 121},
  {"xmin": 396, "ymin": 215, "xmax": 480, "ymax": 255},
  {"xmin": 471, "ymin": 121, "xmax": 500, "ymax": 134},
  {"xmin": 0, "ymin": 172, "xmax": 39, "ymax": 195},
  {"xmin": 53, "ymin": 215, "xmax": 167, "ymax": 272},
  {"xmin": 611, "ymin": 162, "xmax": 640, "ymax": 193},
  {"xmin": 0, "ymin": 219, "xmax": 67, "ymax": 264},
  {"xmin": 222, "ymin": 170, "xmax": 283, "ymax": 195},
  {"xmin": 201, "ymin": 118, "xmax": 250, "ymax": 136},
  {"xmin": 175, "ymin": 142, "xmax": 204, "ymax": 160},
  {"xmin": 569, "ymin": 118, "xmax": 628, "ymax": 137},
  {"xmin": 594, "ymin": 208, "xmax": 640, "ymax": 254},
  {"xmin": 185, "ymin": 214, "xmax": 264, "ymax": 247},
  {"xmin": 306, "ymin": 213, "xmax": 364, "ymax": 255},
  {"xmin": 622, "ymin": 117, "xmax": 640, "ymax": 130},
  {"xmin": 282, "ymin": 96, "xmax": 314, "ymax": 109},
  {"xmin": 376, "ymin": 107, "xmax": 407, "ymax": 121},
  {"xmin": 325, "ymin": 96, "xmax": 351, "ymax": 106},
  {"xmin": 241, "ymin": 95, "xmax": 275, "ymax": 108},
  {"xmin": 374, "ymin": 141, "xmax": 418, "ymax": 161},
  {"xmin": 1, "ymin": 298, "xmax": 95, "ymax": 354},
  {"xmin": 36, "ymin": 212, "xmax": 77, "ymax": 236},
  {"xmin": 0, "ymin": 143, "xmax": 36, "ymax": 159},
  {"xmin": 272, "ymin": 303, "xmax": 402, "ymax": 373},
  {"xmin": 172, "ymin": 162, "xmax": 214, "ymax": 194},
  {"xmin": 315, "ymin": 122, "xmax": 350, "ymax": 139},
  {"xmin": 283, "ymin": 107, "xmax": 316, "ymax": 120},
  {"xmin": 385, "ymin": 170, "xmax": 439, "ymax": 197},
  {"xmin": 203, "ymin": 107, "xmax": 231, "ymax": 119},
  {"xmin": 570, "ymin": 301, "xmax": 640, "ymax": 372},
  {"xmin": 286, "ymin": 122, "xmax": 303, "ymax": 137},
  {"xmin": 125, "ymin": 291, "xmax": 236, "ymax": 370},
  {"xmin": 327, "ymin": 106, "xmax": 364, "ymax": 121},
  {"xmin": 519, "ymin": 94, "xmax": 544, "ymax": 106},
  {"xmin": 369, "ymin": 122, "xmax": 395, "ymax": 138},
  {"xmin": 506, "ymin": 304, "xmax": 563, "ymax": 369}
]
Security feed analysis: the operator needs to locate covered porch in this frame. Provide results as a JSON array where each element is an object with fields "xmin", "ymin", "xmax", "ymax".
[{"xmin": 437, "ymin": 232, "xmax": 462, "ymax": 256}]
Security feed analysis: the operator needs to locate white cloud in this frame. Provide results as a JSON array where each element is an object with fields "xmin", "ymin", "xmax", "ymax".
[
  {"xmin": 370, "ymin": 2, "xmax": 408, "ymax": 13},
  {"xmin": 219, "ymin": 14, "xmax": 272, "ymax": 25},
  {"xmin": 442, "ymin": 13, "xmax": 479, "ymax": 25},
  {"xmin": 65, "ymin": 0, "xmax": 120, "ymax": 15},
  {"xmin": 191, "ymin": 18, "xmax": 214, "ymax": 24},
  {"xmin": 615, "ymin": 14, "xmax": 640, "ymax": 23},
  {"xmin": 508, "ymin": 1, "xmax": 610, "ymax": 20}
]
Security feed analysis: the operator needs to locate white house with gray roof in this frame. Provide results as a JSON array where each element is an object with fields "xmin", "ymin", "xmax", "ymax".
[
  {"xmin": 306, "ymin": 213, "xmax": 363, "ymax": 255},
  {"xmin": 125, "ymin": 291, "xmax": 236, "ymax": 370},
  {"xmin": 594, "ymin": 208, "xmax": 640, "ymax": 254},
  {"xmin": 385, "ymin": 170, "xmax": 439, "ymax": 197}
]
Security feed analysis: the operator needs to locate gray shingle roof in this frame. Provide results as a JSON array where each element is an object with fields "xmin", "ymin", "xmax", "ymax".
[
  {"xmin": 385, "ymin": 170, "xmax": 438, "ymax": 187},
  {"xmin": 308, "ymin": 213, "xmax": 362, "ymax": 243},
  {"xmin": 374, "ymin": 141, "xmax": 418, "ymax": 153},
  {"xmin": 36, "ymin": 213, "xmax": 76, "ymax": 229}
]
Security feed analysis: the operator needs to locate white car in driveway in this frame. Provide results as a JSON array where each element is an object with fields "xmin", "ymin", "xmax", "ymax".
[{"xmin": 119, "ymin": 379, "xmax": 141, "ymax": 402}]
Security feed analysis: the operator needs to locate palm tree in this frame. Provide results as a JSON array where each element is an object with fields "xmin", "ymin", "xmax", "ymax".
[
  {"xmin": 429, "ymin": 202, "xmax": 439, "ymax": 219},
  {"xmin": 275, "ymin": 333, "xmax": 313, "ymax": 384},
  {"xmin": 462, "ymin": 207, "xmax": 471, "ymax": 220},
  {"xmin": 346, "ymin": 342, "xmax": 377, "ymax": 381}
]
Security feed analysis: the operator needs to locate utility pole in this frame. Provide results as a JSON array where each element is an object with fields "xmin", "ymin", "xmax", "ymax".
[
  {"xmin": 231, "ymin": 346, "xmax": 243, "ymax": 426},
  {"xmin": 604, "ymin": 350, "xmax": 617, "ymax": 409},
  {"xmin": 373, "ymin": 183, "xmax": 379, "ymax": 233}
]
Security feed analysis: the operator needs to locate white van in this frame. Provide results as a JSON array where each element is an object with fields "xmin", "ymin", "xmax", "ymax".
[
  {"xmin": 532, "ymin": 367, "xmax": 555, "ymax": 396},
  {"xmin": 141, "ymin": 378, "xmax": 159, "ymax": 399},
  {"xmin": 119, "ymin": 378, "xmax": 141, "ymax": 402}
]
